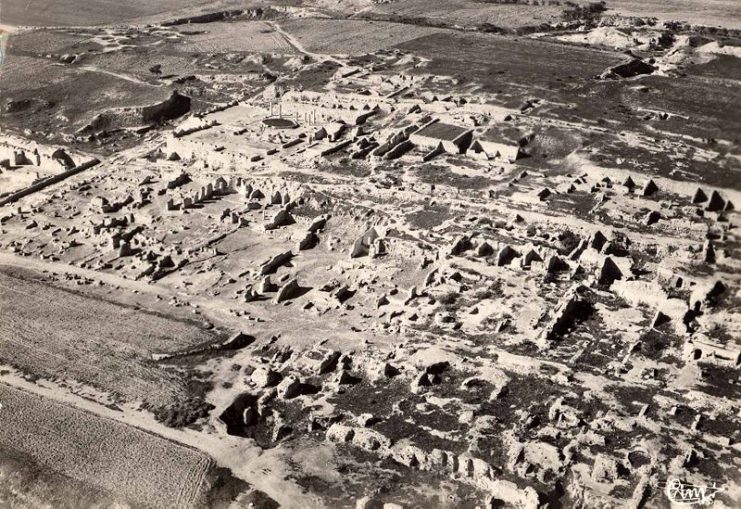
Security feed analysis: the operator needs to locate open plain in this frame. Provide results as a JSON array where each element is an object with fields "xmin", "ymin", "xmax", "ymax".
[{"xmin": 0, "ymin": 0, "xmax": 739, "ymax": 508}]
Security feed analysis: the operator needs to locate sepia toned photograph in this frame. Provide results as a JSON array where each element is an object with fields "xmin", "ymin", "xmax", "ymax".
[{"xmin": 0, "ymin": 0, "xmax": 738, "ymax": 507}]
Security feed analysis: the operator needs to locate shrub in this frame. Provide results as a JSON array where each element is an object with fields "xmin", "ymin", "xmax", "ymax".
[
  {"xmin": 562, "ymin": 1, "xmax": 607, "ymax": 22},
  {"xmin": 438, "ymin": 291, "xmax": 460, "ymax": 306},
  {"xmin": 153, "ymin": 398, "xmax": 215, "ymax": 428},
  {"xmin": 556, "ymin": 229, "xmax": 582, "ymax": 255},
  {"xmin": 655, "ymin": 31, "xmax": 676, "ymax": 49}
]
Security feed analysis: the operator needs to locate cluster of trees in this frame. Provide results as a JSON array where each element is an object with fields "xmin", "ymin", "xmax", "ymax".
[
  {"xmin": 151, "ymin": 398, "xmax": 215, "ymax": 428},
  {"xmin": 561, "ymin": 1, "xmax": 608, "ymax": 22}
]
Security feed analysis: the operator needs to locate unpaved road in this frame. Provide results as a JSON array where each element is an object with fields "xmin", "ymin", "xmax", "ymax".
[
  {"xmin": 79, "ymin": 64, "xmax": 161, "ymax": 86},
  {"xmin": 266, "ymin": 21, "xmax": 345, "ymax": 66}
]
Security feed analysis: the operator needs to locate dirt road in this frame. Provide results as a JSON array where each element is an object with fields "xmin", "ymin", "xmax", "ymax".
[{"xmin": 266, "ymin": 21, "xmax": 345, "ymax": 66}]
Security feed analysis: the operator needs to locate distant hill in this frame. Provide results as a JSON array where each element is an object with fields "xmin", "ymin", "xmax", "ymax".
[
  {"xmin": 0, "ymin": 0, "xmax": 226, "ymax": 26},
  {"xmin": 2, "ymin": 0, "xmax": 739, "ymax": 30}
]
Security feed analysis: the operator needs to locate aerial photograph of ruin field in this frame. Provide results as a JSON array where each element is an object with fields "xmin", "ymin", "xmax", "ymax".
[{"xmin": 0, "ymin": 0, "xmax": 739, "ymax": 507}]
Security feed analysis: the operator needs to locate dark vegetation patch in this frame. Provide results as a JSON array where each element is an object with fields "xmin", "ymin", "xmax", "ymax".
[
  {"xmin": 697, "ymin": 363, "xmax": 741, "ymax": 401},
  {"xmin": 319, "ymin": 159, "xmax": 373, "ymax": 178},
  {"xmin": 329, "ymin": 379, "xmax": 409, "ymax": 417},
  {"xmin": 561, "ymin": 1, "xmax": 607, "ymax": 22},
  {"xmin": 296, "ymin": 444, "xmax": 480, "ymax": 509},
  {"xmin": 413, "ymin": 164, "xmax": 495, "ymax": 190},
  {"xmin": 407, "ymin": 203, "xmax": 456, "ymax": 230},
  {"xmin": 150, "ymin": 397, "xmax": 215, "ymax": 428},
  {"xmin": 610, "ymin": 383, "xmax": 655, "ymax": 409},
  {"xmin": 148, "ymin": 374, "xmax": 215, "ymax": 428},
  {"xmin": 637, "ymin": 329, "xmax": 672, "ymax": 360},
  {"xmin": 282, "ymin": 61, "xmax": 342, "ymax": 92},
  {"xmin": 203, "ymin": 467, "xmax": 263, "ymax": 509}
]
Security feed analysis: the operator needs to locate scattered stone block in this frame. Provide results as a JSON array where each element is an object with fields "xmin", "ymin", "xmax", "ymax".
[
  {"xmin": 274, "ymin": 278, "xmax": 301, "ymax": 303},
  {"xmin": 251, "ymin": 367, "xmax": 281, "ymax": 388},
  {"xmin": 706, "ymin": 190, "xmax": 725, "ymax": 212},
  {"xmin": 598, "ymin": 257, "xmax": 623, "ymax": 286},
  {"xmin": 317, "ymin": 351, "xmax": 341, "ymax": 375},
  {"xmin": 260, "ymin": 251, "xmax": 293, "ymax": 275},
  {"xmin": 536, "ymin": 188, "xmax": 552, "ymax": 201},
  {"xmin": 640, "ymin": 179, "xmax": 658, "ymax": 197},
  {"xmin": 308, "ymin": 216, "xmax": 327, "ymax": 233},
  {"xmin": 496, "ymin": 245, "xmax": 520, "ymax": 266},
  {"xmin": 692, "ymin": 187, "xmax": 708, "ymax": 204},
  {"xmin": 296, "ymin": 231, "xmax": 319, "ymax": 251},
  {"xmin": 265, "ymin": 208, "xmax": 295, "ymax": 230},
  {"xmin": 351, "ymin": 228, "xmax": 380, "ymax": 258},
  {"xmin": 276, "ymin": 375, "xmax": 301, "ymax": 399},
  {"xmin": 326, "ymin": 423, "xmax": 355, "ymax": 443}
]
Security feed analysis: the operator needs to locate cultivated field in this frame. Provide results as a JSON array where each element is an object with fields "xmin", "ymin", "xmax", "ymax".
[
  {"xmin": 0, "ymin": 384, "xmax": 214, "ymax": 508},
  {"xmin": 0, "ymin": 267, "xmax": 214, "ymax": 406},
  {"xmin": 361, "ymin": 0, "xmax": 564, "ymax": 30},
  {"xmin": 278, "ymin": 19, "xmax": 447, "ymax": 55},
  {"xmin": 0, "ymin": 449, "xmax": 117, "ymax": 508},
  {"xmin": 607, "ymin": 0, "xmax": 741, "ymax": 30}
]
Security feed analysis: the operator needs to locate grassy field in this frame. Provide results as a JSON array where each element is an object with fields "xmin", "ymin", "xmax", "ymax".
[
  {"xmin": 0, "ymin": 384, "xmax": 213, "ymax": 507},
  {"xmin": 5, "ymin": 27, "xmax": 85, "ymax": 53},
  {"xmin": 395, "ymin": 31, "xmax": 623, "ymax": 92},
  {"xmin": 174, "ymin": 21, "xmax": 296, "ymax": 53},
  {"xmin": 0, "ymin": 267, "xmax": 214, "ymax": 406},
  {"xmin": 393, "ymin": 28, "xmax": 740, "ymax": 189},
  {"xmin": 0, "ymin": 52, "xmax": 169, "ymax": 133},
  {"xmin": 279, "ymin": 18, "xmax": 447, "ymax": 55},
  {"xmin": 625, "ymin": 74, "xmax": 741, "ymax": 138}
]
